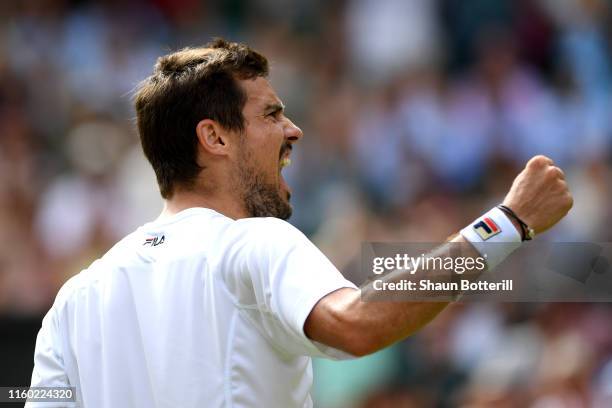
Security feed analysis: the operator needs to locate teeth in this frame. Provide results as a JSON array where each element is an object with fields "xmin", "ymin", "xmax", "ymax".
[{"xmin": 280, "ymin": 158, "xmax": 291, "ymax": 168}]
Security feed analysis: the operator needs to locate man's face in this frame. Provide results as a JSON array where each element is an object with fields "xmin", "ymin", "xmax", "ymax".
[{"xmin": 233, "ymin": 77, "xmax": 303, "ymax": 220}]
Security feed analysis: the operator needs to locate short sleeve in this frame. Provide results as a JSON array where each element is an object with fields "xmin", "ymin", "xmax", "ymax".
[
  {"xmin": 221, "ymin": 218, "xmax": 358, "ymax": 359},
  {"xmin": 27, "ymin": 305, "xmax": 77, "ymax": 408}
]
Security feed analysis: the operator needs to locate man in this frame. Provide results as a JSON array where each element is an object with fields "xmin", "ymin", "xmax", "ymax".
[{"xmin": 29, "ymin": 39, "xmax": 573, "ymax": 407}]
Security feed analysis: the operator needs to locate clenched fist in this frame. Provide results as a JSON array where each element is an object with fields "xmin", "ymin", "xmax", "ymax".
[{"xmin": 503, "ymin": 155, "xmax": 573, "ymax": 235}]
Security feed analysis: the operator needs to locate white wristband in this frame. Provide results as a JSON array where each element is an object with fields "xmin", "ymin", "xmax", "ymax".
[{"xmin": 460, "ymin": 207, "xmax": 522, "ymax": 271}]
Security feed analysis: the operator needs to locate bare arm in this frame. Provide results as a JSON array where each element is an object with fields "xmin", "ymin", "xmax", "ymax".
[
  {"xmin": 305, "ymin": 155, "xmax": 573, "ymax": 357},
  {"xmin": 304, "ymin": 234, "xmax": 480, "ymax": 356}
]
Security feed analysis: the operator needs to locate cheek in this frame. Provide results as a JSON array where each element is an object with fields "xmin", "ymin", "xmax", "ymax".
[
  {"xmin": 260, "ymin": 127, "xmax": 283, "ymax": 159},
  {"xmin": 245, "ymin": 124, "xmax": 284, "ymax": 172}
]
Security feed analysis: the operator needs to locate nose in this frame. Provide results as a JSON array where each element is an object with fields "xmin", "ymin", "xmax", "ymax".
[{"xmin": 284, "ymin": 117, "xmax": 303, "ymax": 143}]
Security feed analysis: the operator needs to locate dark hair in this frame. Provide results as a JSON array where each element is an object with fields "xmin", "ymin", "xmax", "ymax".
[{"xmin": 134, "ymin": 38, "xmax": 269, "ymax": 198}]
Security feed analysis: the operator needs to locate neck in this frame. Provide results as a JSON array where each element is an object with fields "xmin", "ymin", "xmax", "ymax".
[{"xmin": 159, "ymin": 188, "xmax": 248, "ymax": 221}]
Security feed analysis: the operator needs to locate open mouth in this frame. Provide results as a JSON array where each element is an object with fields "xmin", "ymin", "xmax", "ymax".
[
  {"xmin": 279, "ymin": 143, "xmax": 292, "ymax": 170},
  {"xmin": 279, "ymin": 144, "xmax": 292, "ymax": 195}
]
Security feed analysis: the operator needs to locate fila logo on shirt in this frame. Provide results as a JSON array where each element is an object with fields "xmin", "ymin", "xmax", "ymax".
[
  {"xmin": 473, "ymin": 218, "xmax": 501, "ymax": 241},
  {"xmin": 143, "ymin": 234, "xmax": 165, "ymax": 247}
]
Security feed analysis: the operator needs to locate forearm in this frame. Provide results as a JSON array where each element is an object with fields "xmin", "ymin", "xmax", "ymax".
[{"xmin": 306, "ymin": 235, "xmax": 474, "ymax": 356}]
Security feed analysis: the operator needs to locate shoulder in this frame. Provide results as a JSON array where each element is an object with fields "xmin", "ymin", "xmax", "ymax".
[
  {"xmin": 45, "ymin": 261, "xmax": 100, "ymax": 318},
  {"xmin": 229, "ymin": 217, "xmax": 314, "ymax": 254},
  {"xmin": 234, "ymin": 217, "xmax": 307, "ymax": 241},
  {"xmin": 216, "ymin": 217, "xmax": 313, "ymax": 272}
]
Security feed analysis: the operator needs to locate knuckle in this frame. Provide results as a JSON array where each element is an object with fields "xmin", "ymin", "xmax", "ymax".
[
  {"xmin": 550, "ymin": 166, "xmax": 564, "ymax": 178},
  {"xmin": 546, "ymin": 167, "xmax": 560, "ymax": 180},
  {"xmin": 528, "ymin": 155, "xmax": 553, "ymax": 168}
]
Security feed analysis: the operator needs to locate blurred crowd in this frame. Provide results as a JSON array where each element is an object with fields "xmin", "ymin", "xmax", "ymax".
[{"xmin": 1, "ymin": 0, "xmax": 612, "ymax": 406}]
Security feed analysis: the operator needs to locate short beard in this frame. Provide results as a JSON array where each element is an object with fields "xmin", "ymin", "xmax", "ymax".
[{"xmin": 237, "ymin": 152, "xmax": 292, "ymax": 220}]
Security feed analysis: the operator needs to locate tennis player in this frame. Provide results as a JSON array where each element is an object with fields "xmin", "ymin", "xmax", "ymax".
[{"xmin": 28, "ymin": 39, "xmax": 573, "ymax": 407}]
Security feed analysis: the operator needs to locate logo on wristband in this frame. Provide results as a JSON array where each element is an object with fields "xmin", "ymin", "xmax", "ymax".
[{"xmin": 473, "ymin": 217, "xmax": 501, "ymax": 240}]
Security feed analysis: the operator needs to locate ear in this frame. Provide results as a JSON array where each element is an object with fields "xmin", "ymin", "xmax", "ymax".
[{"xmin": 195, "ymin": 119, "xmax": 231, "ymax": 157}]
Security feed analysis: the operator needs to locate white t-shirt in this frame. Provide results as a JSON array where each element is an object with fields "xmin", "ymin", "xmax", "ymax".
[{"xmin": 28, "ymin": 208, "xmax": 357, "ymax": 408}]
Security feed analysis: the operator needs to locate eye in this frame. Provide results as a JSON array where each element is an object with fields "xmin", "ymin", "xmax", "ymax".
[{"xmin": 266, "ymin": 110, "xmax": 282, "ymax": 122}]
